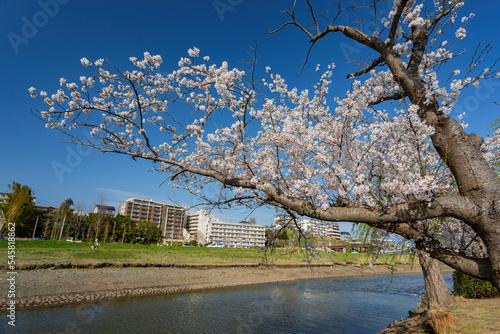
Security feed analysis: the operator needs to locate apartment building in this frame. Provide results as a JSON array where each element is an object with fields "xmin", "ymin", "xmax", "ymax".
[
  {"xmin": 186, "ymin": 210, "xmax": 212, "ymax": 244},
  {"xmin": 274, "ymin": 215, "xmax": 341, "ymax": 240},
  {"xmin": 207, "ymin": 220, "xmax": 266, "ymax": 248},
  {"xmin": 187, "ymin": 210, "xmax": 266, "ymax": 248},
  {"xmin": 340, "ymin": 231, "xmax": 351, "ymax": 241},
  {"xmin": 301, "ymin": 218, "xmax": 341, "ymax": 239},
  {"xmin": 162, "ymin": 204, "xmax": 186, "ymax": 242},
  {"xmin": 118, "ymin": 198, "xmax": 186, "ymax": 242}
]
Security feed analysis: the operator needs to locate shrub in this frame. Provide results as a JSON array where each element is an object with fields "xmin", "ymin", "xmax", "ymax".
[{"xmin": 452, "ymin": 271, "xmax": 500, "ymax": 299}]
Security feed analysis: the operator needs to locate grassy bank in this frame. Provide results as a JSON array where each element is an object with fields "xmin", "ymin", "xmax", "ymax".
[
  {"xmin": 0, "ymin": 240, "xmax": 417, "ymax": 269},
  {"xmin": 445, "ymin": 297, "xmax": 500, "ymax": 333},
  {"xmin": 382, "ymin": 296, "xmax": 500, "ymax": 334}
]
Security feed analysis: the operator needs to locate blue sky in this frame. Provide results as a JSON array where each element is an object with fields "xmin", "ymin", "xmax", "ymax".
[{"xmin": 1, "ymin": 0, "xmax": 499, "ymax": 231}]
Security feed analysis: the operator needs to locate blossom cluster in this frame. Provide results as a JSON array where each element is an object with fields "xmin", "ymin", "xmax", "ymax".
[
  {"xmin": 29, "ymin": 44, "xmax": 494, "ymax": 215},
  {"xmin": 30, "ymin": 2, "xmax": 499, "ymax": 219}
]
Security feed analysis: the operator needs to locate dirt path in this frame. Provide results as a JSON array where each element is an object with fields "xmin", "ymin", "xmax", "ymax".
[{"xmin": 0, "ymin": 264, "xmax": 424, "ymax": 309}]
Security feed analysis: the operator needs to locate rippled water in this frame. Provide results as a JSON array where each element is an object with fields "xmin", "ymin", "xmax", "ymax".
[{"xmin": 3, "ymin": 272, "xmax": 452, "ymax": 334}]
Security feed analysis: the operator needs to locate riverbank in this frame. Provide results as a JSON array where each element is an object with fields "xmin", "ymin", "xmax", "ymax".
[
  {"xmin": 381, "ymin": 296, "xmax": 500, "ymax": 333},
  {"xmin": 0, "ymin": 264, "xmax": 424, "ymax": 309}
]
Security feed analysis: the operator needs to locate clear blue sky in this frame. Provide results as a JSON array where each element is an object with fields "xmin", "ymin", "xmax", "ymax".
[{"xmin": 1, "ymin": 0, "xmax": 499, "ymax": 231}]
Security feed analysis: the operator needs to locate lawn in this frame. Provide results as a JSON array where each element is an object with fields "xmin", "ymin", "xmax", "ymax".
[
  {"xmin": 0, "ymin": 240, "xmax": 415, "ymax": 269},
  {"xmin": 447, "ymin": 297, "xmax": 500, "ymax": 334}
]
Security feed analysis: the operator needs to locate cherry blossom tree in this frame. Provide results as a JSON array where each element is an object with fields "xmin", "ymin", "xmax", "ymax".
[{"xmin": 31, "ymin": 0, "xmax": 500, "ymax": 297}]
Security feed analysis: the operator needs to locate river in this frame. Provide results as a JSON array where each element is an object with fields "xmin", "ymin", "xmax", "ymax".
[{"xmin": 3, "ymin": 272, "xmax": 453, "ymax": 334}]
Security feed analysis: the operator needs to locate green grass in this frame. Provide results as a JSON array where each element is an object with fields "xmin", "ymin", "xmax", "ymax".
[
  {"xmin": 0, "ymin": 240, "xmax": 415, "ymax": 268},
  {"xmin": 448, "ymin": 297, "xmax": 500, "ymax": 334}
]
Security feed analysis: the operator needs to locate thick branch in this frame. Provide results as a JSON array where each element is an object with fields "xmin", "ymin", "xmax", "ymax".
[
  {"xmin": 311, "ymin": 24, "xmax": 383, "ymax": 52},
  {"xmin": 368, "ymin": 91, "xmax": 405, "ymax": 106},
  {"xmin": 406, "ymin": 25, "xmax": 428, "ymax": 76},
  {"xmin": 64, "ymin": 135, "xmax": 481, "ymax": 227},
  {"xmin": 370, "ymin": 221, "xmax": 491, "ymax": 281},
  {"xmin": 387, "ymin": 0, "xmax": 409, "ymax": 46}
]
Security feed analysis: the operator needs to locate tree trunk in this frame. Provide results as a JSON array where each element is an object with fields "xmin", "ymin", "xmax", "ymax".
[
  {"xmin": 86, "ymin": 225, "xmax": 92, "ymax": 242},
  {"xmin": 104, "ymin": 221, "xmax": 109, "ymax": 243},
  {"xmin": 50, "ymin": 222, "xmax": 57, "ymax": 240},
  {"xmin": 111, "ymin": 221, "xmax": 117, "ymax": 243},
  {"xmin": 418, "ymin": 249, "xmax": 454, "ymax": 308}
]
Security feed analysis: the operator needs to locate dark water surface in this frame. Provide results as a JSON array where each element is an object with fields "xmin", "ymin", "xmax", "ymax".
[{"xmin": 3, "ymin": 272, "xmax": 452, "ymax": 334}]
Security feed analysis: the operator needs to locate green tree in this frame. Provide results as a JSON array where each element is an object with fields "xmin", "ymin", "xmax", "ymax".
[
  {"xmin": 124, "ymin": 220, "xmax": 162, "ymax": 245},
  {"xmin": 136, "ymin": 221, "xmax": 163, "ymax": 245},
  {"xmin": 1, "ymin": 181, "xmax": 38, "ymax": 236},
  {"xmin": 109, "ymin": 215, "xmax": 162, "ymax": 245},
  {"xmin": 48, "ymin": 198, "xmax": 74, "ymax": 240},
  {"xmin": 110, "ymin": 214, "xmax": 135, "ymax": 244},
  {"xmin": 115, "ymin": 216, "xmax": 162, "ymax": 245}
]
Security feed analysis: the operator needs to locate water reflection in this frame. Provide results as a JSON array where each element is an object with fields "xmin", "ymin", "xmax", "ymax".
[{"xmin": 2, "ymin": 272, "xmax": 452, "ymax": 334}]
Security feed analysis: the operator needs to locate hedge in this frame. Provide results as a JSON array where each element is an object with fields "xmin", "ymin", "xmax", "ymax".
[{"xmin": 452, "ymin": 271, "xmax": 499, "ymax": 299}]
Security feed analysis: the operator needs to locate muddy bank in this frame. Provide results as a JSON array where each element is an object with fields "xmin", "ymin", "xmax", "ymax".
[{"xmin": 0, "ymin": 264, "xmax": 426, "ymax": 309}]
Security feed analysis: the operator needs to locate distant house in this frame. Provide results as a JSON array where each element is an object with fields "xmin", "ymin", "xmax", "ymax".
[
  {"xmin": 35, "ymin": 205, "xmax": 57, "ymax": 213},
  {"xmin": 0, "ymin": 192, "xmax": 8, "ymax": 205},
  {"xmin": 93, "ymin": 205, "xmax": 116, "ymax": 218}
]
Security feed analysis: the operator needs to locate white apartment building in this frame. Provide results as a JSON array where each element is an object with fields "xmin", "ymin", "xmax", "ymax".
[
  {"xmin": 340, "ymin": 231, "xmax": 351, "ymax": 241},
  {"xmin": 273, "ymin": 215, "xmax": 341, "ymax": 240},
  {"xmin": 118, "ymin": 198, "xmax": 186, "ymax": 242},
  {"xmin": 187, "ymin": 210, "xmax": 266, "ymax": 248},
  {"xmin": 186, "ymin": 210, "xmax": 213, "ymax": 244},
  {"xmin": 274, "ymin": 214, "xmax": 295, "ymax": 228},
  {"xmin": 300, "ymin": 218, "xmax": 341, "ymax": 239},
  {"xmin": 207, "ymin": 220, "xmax": 266, "ymax": 248}
]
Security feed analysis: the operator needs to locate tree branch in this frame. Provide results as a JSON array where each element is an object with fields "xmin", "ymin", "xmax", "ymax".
[
  {"xmin": 311, "ymin": 24, "xmax": 383, "ymax": 52},
  {"xmin": 368, "ymin": 91, "xmax": 405, "ymax": 106},
  {"xmin": 387, "ymin": 0, "xmax": 409, "ymax": 46},
  {"xmin": 346, "ymin": 56, "xmax": 384, "ymax": 79}
]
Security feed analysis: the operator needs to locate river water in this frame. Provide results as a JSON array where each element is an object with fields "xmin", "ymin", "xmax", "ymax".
[{"xmin": 4, "ymin": 272, "xmax": 452, "ymax": 334}]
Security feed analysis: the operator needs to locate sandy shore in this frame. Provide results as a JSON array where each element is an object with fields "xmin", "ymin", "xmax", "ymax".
[{"xmin": 0, "ymin": 264, "xmax": 427, "ymax": 310}]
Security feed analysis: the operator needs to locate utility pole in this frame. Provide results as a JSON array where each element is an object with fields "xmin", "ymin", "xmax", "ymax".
[
  {"xmin": 58, "ymin": 214, "xmax": 66, "ymax": 241},
  {"xmin": 32, "ymin": 216, "xmax": 39, "ymax": 238},
  {"xmin": 121, "ymin": 224, "xmax": 127, "ymax": 244}
]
